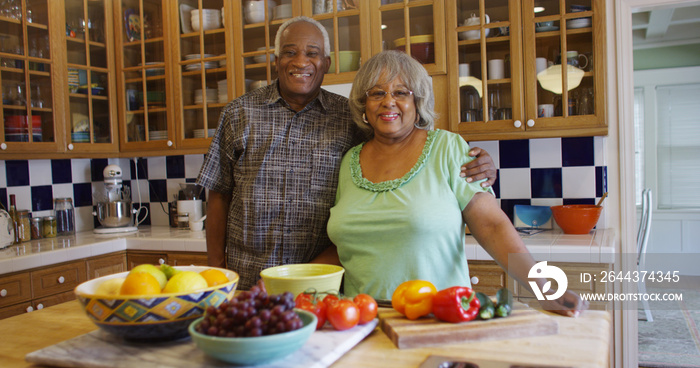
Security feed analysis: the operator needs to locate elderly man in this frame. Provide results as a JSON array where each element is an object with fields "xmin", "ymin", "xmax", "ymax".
[{"xmin": 197, "ymin": 16, "xmax": 497, "ymax": 289}]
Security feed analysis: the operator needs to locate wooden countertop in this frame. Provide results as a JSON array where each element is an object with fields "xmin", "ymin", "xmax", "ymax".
[{"xmin": 1, "ymin": 300, "xmax": 611, "ymax": 368}]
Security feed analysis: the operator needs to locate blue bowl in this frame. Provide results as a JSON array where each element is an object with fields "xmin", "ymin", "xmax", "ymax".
[{"xmin": 189, "ymin": 309, "xmax": 317, "ymax": 365}]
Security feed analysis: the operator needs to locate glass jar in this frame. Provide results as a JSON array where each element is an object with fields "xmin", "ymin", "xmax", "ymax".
[
  {"xmin": 54, "ymin": 198, "xmax": 75, "ymax": 235},
  {"xmin": 17, "ymin": 210, "xmax": 31, "ymax": 242},
  {"xmin": 43, "ymin": 216, "xmax": 57, "ymax": 238},
  {"xmin": 30, "ymin": 216, "xmax": 43, "ymax": 239}
]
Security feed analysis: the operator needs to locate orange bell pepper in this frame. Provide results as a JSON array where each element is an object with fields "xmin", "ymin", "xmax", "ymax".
[{"xmin": 391, "ymin": 280, "xmax": 437, "ymax": 320}]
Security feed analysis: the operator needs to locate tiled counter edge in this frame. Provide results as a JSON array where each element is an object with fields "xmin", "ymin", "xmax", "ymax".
[
  {"xmin": 1, "ymin": 227, "xmax": 616, "ymax": 275},
  {"xmin": 0, "ymin": 226, "xmax": 207, "ymax": 275}
]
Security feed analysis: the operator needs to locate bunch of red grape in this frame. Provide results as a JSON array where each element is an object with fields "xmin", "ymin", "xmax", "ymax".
[{"xmin": 194, "ymin": 285, "xmax": 304, "ymax": 337}]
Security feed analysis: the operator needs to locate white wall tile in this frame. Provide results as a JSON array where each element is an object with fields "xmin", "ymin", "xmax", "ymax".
[
  {"xmin": 529, "ymin": 138, "xmax": 562, "ymax": 168},
  {"xmin": 71, "ymin": 159, "xmax": 91, "ymax": 183},
  {"xmin": 0, "ymin": 161, "xmax": 5, "ymax": 187},
  {"xmin": 185, "ymin": 154, "xmax": 205, "ymax": 178},
  {"xmin": 8, "ymin": 186, "xmax": 32, "ymax": 211},
  {"xmin": 52, "ymin": 183, "xmax": 73, "ymax": 200},
  {"xmin": 147, "ymin": 156, "xmax": 167, "ymax": 179},
  {"xmin": 149, "ymin": 203, "xmax": 171, "ymax": 227},
  {"xmin": 28, "ymin": 159, "xmax": 52, "ymax": 186},
  {"xmin": 530, "ymin": 198, "xmax": 563, "ymax": 207},
  {"xmin": 498, "ymin": 168, "xmax": 531, "ymax": 199},
  {"xmin": 594, "ymin": 136, "xmax": 606, "ymax": 166},
  {"xmin": 562, "ymin": 167, "xmax": 596, "ymax": 198}
]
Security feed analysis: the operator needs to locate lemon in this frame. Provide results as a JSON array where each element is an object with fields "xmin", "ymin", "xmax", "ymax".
[
  {"xmin": 130, "ymin": 264, "xmax": 168, "ymax": 289},
  {"xmin": 160, "ymin": 263, "xmax": 181, "ymax": 280},
  {"xmin": 162, "ymin": 271, "xmax": 208, "ymax": 293},
  {"xmin": 94, "ymin": 277, "xmax": 125, "ymax": 296},
  {"xmin": 120, "ymin": 272, "xmax": 162, "ymax": 295}
]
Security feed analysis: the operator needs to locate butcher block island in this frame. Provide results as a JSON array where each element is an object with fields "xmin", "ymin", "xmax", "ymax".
[{"xmin": 0, "ymin": 300, "xmax": 611, "ymax": 368}]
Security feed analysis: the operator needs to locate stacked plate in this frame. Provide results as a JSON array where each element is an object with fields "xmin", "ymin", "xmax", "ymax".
[
  {"xmin": 149, "ymin": 130, "xmax": 167, "ymax": 140},
  {"xmin": 68, "ymin": 69, "xmax": 80, "ymax": 93},
  {"xmin": 217, "ymin": 79, "xmax": 228, "ymax": 104},
  {"xmin": 194, "ymin": 88, "xmax": 217, "ymax": 104},
  {"xmin": 193, "ymin": 128, "xmax": 217, "ymax": 138},
  {"xmin": 191, "ymin": 9, "xmax": 221, "ymax": 31},
  {"xmin": 567, "ymin": 17, "xmax": 592, "ymax": 29},
  {"xmin": 184, "ymin": 54, "xmax": 217, "ymax": 71}
]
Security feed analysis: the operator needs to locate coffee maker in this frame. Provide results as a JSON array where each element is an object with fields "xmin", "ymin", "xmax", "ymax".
[
  {"xmin": 177, "ymin": 183, "xmax": 204, "ymax": 228},
  {"xmin": 93, "ymin": 164, "xmax": 139, "ymax": 234}
]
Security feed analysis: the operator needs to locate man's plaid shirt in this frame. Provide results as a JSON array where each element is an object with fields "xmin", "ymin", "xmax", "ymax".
[{"xmin": 197, "ymin": 82, "xmax": 363, "ymax": 289}]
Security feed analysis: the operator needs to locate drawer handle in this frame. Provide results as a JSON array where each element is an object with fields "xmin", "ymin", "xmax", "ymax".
[
  {"xmin": 0, "ymin": 289, "xmax": 7, "ymax": 297},
  {"xmin": 159, "ymin": 258, "xmax": 166, "ymax": 265},
  {"xmin": 58, "ymin": 276, "xmax": 65, "ymax": 284},
  {"xmin": 36, "ymin": 303, "xmax": 44, "ymax": 310},
  {"xmin": 26, "ymin": 306, "xmax": 34, "ymax": 313},
  {"xmin": 471, "ymin": 276, "xmax": 479, "ymax": 285}
]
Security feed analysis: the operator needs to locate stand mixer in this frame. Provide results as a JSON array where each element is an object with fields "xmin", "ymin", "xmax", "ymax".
[{"xmin": 92, "ymin": 164, "xmax": 139, "ymax": 234}]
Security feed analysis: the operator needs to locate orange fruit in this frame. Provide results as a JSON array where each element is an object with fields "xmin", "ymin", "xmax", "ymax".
[
  {"xmin": 199, "ymin": 269, "xmax": 229, "ymax": 287},
  {"xmin": 119, "ymin": 272, "xmax": 162, "ymax": 295}
]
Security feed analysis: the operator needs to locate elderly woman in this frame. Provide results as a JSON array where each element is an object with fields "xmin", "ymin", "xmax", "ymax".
[{"xmin": 324, "ymin": 50, "xmax": 587, "ymax": 317}]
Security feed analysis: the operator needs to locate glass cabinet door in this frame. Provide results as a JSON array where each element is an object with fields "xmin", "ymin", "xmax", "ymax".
[
  {"xmin": 523, "ymin": 0, "xmax": 605, "ymax": 130},
  {"xmin": 64, "ymin": 0, "xmax": 117, "ymax": 152},
  {"xmin": 1, "ymin": 0, "xmax": 58, "ymax": 153},
  {"xmin": 374, "ymin": 0, "xmax": 446, "ymax": 75},
  {"xmin": 450, "ymin": 0, "xmax": 522, "ymax": 135},
  {"xmin": 117, "ymin": 0, "xmax": 171, "ymax": 149},
  {"xmin": 175, "ymin": 0, "xmax": 229, "ymax": 147}
]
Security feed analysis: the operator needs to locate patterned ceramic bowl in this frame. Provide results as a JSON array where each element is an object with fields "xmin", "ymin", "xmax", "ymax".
[{"xmin": 74, "ymin": 266, "xmax": 239, "ymax": 341}]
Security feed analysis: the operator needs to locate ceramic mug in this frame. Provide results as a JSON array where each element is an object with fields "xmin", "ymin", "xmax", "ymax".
[{"xmin": 538, "ymin": 104, "xmax": 554, "ymax": 118}]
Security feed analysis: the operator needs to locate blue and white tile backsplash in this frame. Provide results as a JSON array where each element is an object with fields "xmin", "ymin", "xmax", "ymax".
[{"xmin": 0, "ymin": 136, "xmax": 607, "ymax": 233}]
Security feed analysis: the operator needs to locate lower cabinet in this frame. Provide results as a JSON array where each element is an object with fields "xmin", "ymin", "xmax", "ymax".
[
  {"xmin": 86, "ymin": 252, "xmax": 128, "ymax": 279},
  {"xmin": 126, "ymin": 251, "xmax": 208, "ymax": 269}
]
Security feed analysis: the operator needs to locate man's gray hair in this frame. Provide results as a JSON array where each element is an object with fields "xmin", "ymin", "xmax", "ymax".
[{"xmin": 274, "ymin": 16, "xmax": 331, "ymax": 57}]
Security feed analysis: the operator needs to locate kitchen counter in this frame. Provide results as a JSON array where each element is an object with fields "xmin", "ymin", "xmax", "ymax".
[
  {"xmin": 0, "ymin": 227, "xmax": 616, "ymax": 275},
  {"xmin": 0, "ymin": 300, "xmax": 611, "ymax": 368}
]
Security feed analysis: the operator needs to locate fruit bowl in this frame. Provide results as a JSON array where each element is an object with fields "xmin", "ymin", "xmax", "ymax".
[
  {"xmin": 260, "ymin": 264, "xmax": 344, "ymax": 297},
  {"xmin": 550, "ymin": 204, "xmax": 602, "ymax": 234},
  {"xmin": 189, "ymin": 309, "xmax": 316, "ymax": 365},
  {"xmin": 74, "ymin": 266, "xmax": 238, "ymax": 341}
]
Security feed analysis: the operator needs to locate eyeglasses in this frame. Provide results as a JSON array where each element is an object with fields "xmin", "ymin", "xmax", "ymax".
[{"xmin": 365, "ymin": 88, "xmax": 414, "ymax": 101}]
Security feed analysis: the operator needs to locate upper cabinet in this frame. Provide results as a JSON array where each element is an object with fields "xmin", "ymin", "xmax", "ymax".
[
  {"xmin": 446, "ymin": 0, "xmax": 607, "ymax": 141},
  {"xmin": 115, "ymin": 0, "xmax": 174, "ymax": 152},
  {"xmin": 0, "ymin": 0, "xmax": 60, "ymax": 154},
  {"xmin": 63, "ymin": 0, "xmax": 119, "ymax": 153}
]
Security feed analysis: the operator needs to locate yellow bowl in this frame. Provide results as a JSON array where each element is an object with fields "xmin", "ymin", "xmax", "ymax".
[
  {"xmin": 74, "ymin": 266, "xmax": 239, "ymax": 341},
  {"xmin": 328, "ymin": 51, "xmax": 360, "ymax": 73},
  {"xmin": 260, "ymin": 264, "xmax": 344, "ymax": 297}
]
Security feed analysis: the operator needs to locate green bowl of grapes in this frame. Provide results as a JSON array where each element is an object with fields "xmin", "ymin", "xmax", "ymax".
[{"xmin": 188, "ymin": 289, "xmax": 317, "ymax": 365}]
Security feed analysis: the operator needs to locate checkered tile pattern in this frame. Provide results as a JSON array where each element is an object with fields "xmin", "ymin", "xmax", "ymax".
[{"xmin": 0, "ymin": 136, "xmax": 607, "ymax": 232}]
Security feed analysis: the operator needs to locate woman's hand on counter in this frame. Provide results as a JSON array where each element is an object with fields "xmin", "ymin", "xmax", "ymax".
[{"xmin": 538, "ymin": 290, "xmax": 590, "ymax": 317}]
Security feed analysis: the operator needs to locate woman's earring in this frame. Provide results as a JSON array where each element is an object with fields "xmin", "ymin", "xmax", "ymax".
[{"xmin": 362, "ymin": 113, "xmax": 369, "ymax": 124}]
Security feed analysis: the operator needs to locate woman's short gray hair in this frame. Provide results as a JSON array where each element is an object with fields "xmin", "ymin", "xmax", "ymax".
[
  {"xmin": 274, "ymin": 16, "xmax": 330, "ymax": 57},
  {"xmin": 349, "ymin": 50, "xmax": 436, "ymax": 137}
]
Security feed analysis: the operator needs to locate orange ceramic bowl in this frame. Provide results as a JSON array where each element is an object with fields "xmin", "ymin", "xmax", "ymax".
[{"xmin": 550, "ymin": 205, "xmax": 602, "ymax": 234}]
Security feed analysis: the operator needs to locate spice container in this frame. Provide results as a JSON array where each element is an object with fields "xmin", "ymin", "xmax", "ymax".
[
  {"xmin": 54, "ymin": 198, "xmax": 75, "ymax": 235},
  {"xmin": 30, "ymin": 217, "xmax": 43, "ymax": 239},
  {"xmin": 17, "ymin": 210, "xmax": 31, "ymax": 242},
  {"xmin": 43, "ymin": 216, "xmax": 57, "ymax": 238}
]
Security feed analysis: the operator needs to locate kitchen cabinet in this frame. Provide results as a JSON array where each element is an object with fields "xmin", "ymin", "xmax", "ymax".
[
  {"xmin": 86, "ymin": 251, "xmax": 127, "ymax": 279},
  {"xmin": 468, "ymin": 260, "xmax": 507, "ymax": 295},
  {"xmin": 127, "ymin": 250, "xmax": 207, "ymax": 269},
  {"xmin": 62, "ymin": 0, "xmax": 119, "ymax": 153},
  {"xmin": 0, "ymin": 0, "xmax": 61, "ymax": 155},
  {"xmin": 168, "ymin": 251, "xmax": 208, "ymax": 266},
  {"xmin": 446, "ymin": 0, "xmax": 607, "ymax": 141},
  {"xmin": 115, "ymin": 0, "xmax": 175, "ymax": 152}
]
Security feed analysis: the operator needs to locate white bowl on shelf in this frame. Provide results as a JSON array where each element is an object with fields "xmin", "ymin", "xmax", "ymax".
[
  {"xmin": 245, "ymin": 0, "xmax": 276, "ymax": 24},
  {"xmin": 273, "ymin": 4, "xmax": 292, "ymax": 20},
  {"xmin": 254, "ymin": 47, "xmax": 275, "ymax": 64},
  {"xmin": 191, "ymin": 9, "xmax": 222, "ymax": 31}
]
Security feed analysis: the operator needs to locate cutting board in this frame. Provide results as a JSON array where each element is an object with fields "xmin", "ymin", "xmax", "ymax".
[
  {"xmin": 380, "ymin": 304, "xmax": 559, "ymax": 349},
  {"xmin": 25, "ymin": 320, "xmax": 377, "ymax": 368}
]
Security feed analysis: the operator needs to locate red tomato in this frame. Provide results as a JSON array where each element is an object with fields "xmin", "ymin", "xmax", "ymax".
[
  {"xmin": 326, "ymin": 299, "xmax": 360, "ymax": 331},
  {"xmin": 353, "ymin": 294, "xmax": 378, "ymax": 324},
  {"xmin": 322, "ymin": 293, "xmax": 339, "ymax": 306},
  {"xmin": 295, "ymin": 296, "xmax": 327, "ymax": 330}
]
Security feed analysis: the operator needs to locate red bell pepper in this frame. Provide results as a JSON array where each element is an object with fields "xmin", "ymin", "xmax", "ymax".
[{"xmin": 432, "ymin": 286, "xmax": 480, "ymax": 323}]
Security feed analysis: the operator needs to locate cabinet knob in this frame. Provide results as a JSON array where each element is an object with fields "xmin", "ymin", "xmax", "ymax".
[
  {"xmin": 471, "ymin": 276, "xmax": 479, "ymax": 285},
  {"xmin": 159, "ymin": 258, "xmax": 166, "ymax": 265},
  {"xmin": 527, "ymin": 119, "xmax": 535, "ymax": 127},
  {"xmin": 58, "ymin": 276, "xmax": 65, "ymax": 284},
  {"xmin": 36, "ymin": 303, "xmax": 44, "ymax": 310},
  {"xmin": 0, "ymin": 143, "xmax": 6, "ymax": 150},
  {"xmin": 68, "ymin": 143, "xmax": 74, "ymax": 150},
  {"xmin": 513, "ymin": 120, "xmax": 522, "ymax": 128},
  {"xmin": 0, "ymin": 289, "xmax": 7, "ymax": 297},
  {"xmin": 167, "ymin": 140, "xmax": 173, "ymax": 147},
  {"xmin": 26, "ymin": 306, "xmax": 34, "ymax": 313}
]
